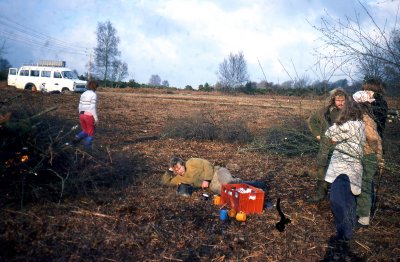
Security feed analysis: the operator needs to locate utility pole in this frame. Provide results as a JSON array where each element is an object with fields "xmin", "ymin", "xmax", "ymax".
[{"xmin": 87, "ymin": 49, "xmax": 92, "ymax": 80}]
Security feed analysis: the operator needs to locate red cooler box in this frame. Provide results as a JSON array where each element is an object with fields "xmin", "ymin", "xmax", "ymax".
[{"xmin": 220, "ymin": 183, "xmax": 265, "ymax": 214}]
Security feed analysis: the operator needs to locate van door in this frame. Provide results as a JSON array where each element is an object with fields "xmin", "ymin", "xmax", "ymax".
[
  {"xmin": 45, "ymin": 70, "xmax": 62, "ymax": 92},
  {"xmin": 39, "ymin": 69, "xmax": 52, "ymax": 92},
  {"xmin": 52, "ymin": 71, "xmax": 63, "ymax": 92},
  {"xmin": 7, "ymin": 68, "xmax": 18, "ymax": 86}
]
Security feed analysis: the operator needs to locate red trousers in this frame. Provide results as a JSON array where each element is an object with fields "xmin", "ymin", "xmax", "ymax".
[{"xmin": 79, "ymin": 114, "xmax": 95, "ymax": 136}]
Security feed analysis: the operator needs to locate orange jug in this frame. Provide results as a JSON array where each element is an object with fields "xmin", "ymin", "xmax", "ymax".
[
  {"xmin": 236, "ymin": 211, "xmax": 247, "ymax": 222},
  {"xmin": 228, "ymin": 209, "xmax": 237, "ymax": 218},
  {"xmin": 213, "ymin": 195, "xmax": 221, "ymax": 205}
]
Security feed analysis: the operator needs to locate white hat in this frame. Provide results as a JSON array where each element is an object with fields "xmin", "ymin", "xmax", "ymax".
[{"xmin": 353, "ymin": 91, "xmax": 375, "ymax": 103}]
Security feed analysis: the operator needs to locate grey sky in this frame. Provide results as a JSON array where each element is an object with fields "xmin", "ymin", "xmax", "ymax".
[{"xmin": 0, "ymin": 0, "xmax": 398, "ymax": 88}]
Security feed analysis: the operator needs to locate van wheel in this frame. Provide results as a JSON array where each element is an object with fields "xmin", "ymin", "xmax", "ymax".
[
  {"xmin": 26, "ymin": 84, "xmax": 37, "ymax": 92},
  {"xmin": 61, "ymin": 88, "xmax": 71, "ymax": 93}
]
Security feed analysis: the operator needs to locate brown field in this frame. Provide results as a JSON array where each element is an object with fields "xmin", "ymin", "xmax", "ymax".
[{"xmin": 1, "ymin": 82, "xmax": 399, "ymax": 261}]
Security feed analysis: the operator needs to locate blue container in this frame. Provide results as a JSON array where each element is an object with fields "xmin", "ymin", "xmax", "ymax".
[{"xmin": 220, "ymin": 209, "xmax": 228, "ymax": 221}]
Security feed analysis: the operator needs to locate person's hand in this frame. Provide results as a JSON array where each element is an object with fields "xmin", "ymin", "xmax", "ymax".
[
  {"xmin": 316, "ymin": 135, "xmax": 321, "ymax": 140},
  {"xmin": 378, "ymin": 159, "xmax": 385, "ymax": 170},
  {"xmin": 201, "ymin": 180, "xmax": 210, "ymax": 189}
]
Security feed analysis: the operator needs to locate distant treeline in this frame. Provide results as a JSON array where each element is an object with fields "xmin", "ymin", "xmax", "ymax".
[
  {"xmin": 91, "ymin": 78, "xmax": 399, "ymax": 97},
  {"xmin": 1, "ymin": 68, "xmax": 398, "ymax": 96}
]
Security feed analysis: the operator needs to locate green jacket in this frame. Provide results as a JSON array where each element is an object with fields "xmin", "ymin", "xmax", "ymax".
[
  {"xmin": 161, "ymin": 158, "xmax": 215, "ymax": 187},
  {"xmin": 308, "ymin": 106, "xmax": 340, "ymax": 138}
]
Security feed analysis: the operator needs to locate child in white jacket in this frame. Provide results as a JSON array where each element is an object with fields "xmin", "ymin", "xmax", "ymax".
[
  {"xmin": 74, "ymin": 80, "xmax": 99, "ymax": 150},
  {"xmin": 325, "ymin": 100, "xmax": 366, "ymax": 241}
]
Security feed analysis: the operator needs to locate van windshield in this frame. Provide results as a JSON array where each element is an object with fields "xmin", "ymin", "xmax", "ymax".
[{"xmin": 62, "ymin": 71, "xmax": 79, "ymax": 79}]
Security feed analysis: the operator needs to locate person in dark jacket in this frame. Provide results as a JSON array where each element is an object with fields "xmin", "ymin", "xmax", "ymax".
[{"xmin": 362, "ymin": 78, "xmax": 388, "ymax": 139}]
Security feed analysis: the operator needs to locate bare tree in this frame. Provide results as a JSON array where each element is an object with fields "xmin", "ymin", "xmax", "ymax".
[
  {"xmin": 0, "ymin": 57, "xmax": 11, "ymax": 67},
  {"xmin": 293, "ymin": 75, "xmax": 311, "ymax": 89},
  {"xmin": 311, "ymin": 0, "xmax": 400, "ymax": 90},
  {"xmin": 94, "ymin": 21, "xmax": 121, "ymax": 82},
  {"xmin": 0, "ymin": 57, "xmax": 12, "ymax": 80},
  {"xmin": 149, "ymin": 74, "xmax": 161, "ymax": 86},
  {"xmin": 381, "ymin": 29, "xmax": 400, "ymax": 92},
  {"xmin": 0, "ymin": 39, "xmax": 7, "ymax": 58},
  {"xmin": 256, "ymin": 80, "xmax": 271, "ymax": 89},
  {"xmin": 218, "ymin": 51, "xmax": 249, "ymax": 90},
  {"xmin": 278, "ymin": 58, "xmax": 316, "ymax": 90},
  {"xmin": 162, "ymin": 80, "xmax": 169, "ymax": 87},
  {"xmin": 111, "ymin": 60, "xmax": 128, "ymax": 82},
  {"xmin": 280, "ymin": 80, "xmax": 293, "ymax": 89}
]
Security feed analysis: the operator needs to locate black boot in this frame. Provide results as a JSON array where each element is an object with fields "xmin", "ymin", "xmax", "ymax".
[
  {"xmin": 242, "ymin": 181, "xmax": 267, "ymax": 191},
  {"xmin": 307, "ymin": 180, "xmax": 328, "ymax": 203},
  {"xmin": 71, "ymin": 134, "xmax": 84, "ymax": 146},
  {"xmin": 176, "ymin": 184, "xmax": 194, "ymax": 197},
  {"xmin": 71, "ymin": 137, "xmax": 81, "ymax": 146}
]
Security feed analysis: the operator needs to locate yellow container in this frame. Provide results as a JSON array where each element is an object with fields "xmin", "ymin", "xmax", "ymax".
[
  {"xmin": 213, "ymin": 195, "xmax": 221, "ymax": 205},
  {"xmin": 236, "ymin": 211, "xmax": 247, "ymax": 222},
  {"xmin": 228, "ymin": 209, "xmax": 237, "ymax": 218}
]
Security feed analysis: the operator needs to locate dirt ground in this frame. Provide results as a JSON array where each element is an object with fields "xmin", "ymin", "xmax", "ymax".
[{"xmin": 0, "ymin": 82, "xmax": 399, "ymax": 261}]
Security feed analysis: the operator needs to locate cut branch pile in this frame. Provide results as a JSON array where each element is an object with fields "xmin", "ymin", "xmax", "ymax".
[{"xmin": 0, "ymin": 94, "xmax": 114, "ymax": 208}]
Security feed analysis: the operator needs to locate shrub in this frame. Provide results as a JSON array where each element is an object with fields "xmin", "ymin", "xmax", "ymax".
[
  {"xmin": 218, "ymin": 119, "xmax": 253, "ymax": 143},
  {"xmin": 0, "ymin": 69, "xmax": 8, "ymax": 81},
  {"xmin": 0, "ymin": 103, "xmax": 122, "ymax": 207},
  {"xmin": 248, "ymin": 117, "xmax": 318, "ymax": 157},
  {"xmin": 162, "ymin": 112, "xmax": 253, "ymax": 143}
]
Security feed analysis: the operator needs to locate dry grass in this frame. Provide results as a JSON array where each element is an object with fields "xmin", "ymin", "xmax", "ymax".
[{"xmin": 1, "ymin": 83, "xmax": 399, "ymax": 261}]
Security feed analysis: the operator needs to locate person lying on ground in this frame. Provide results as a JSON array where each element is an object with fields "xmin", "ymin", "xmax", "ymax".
[{"xmin": 161, "ymin": 156, "xmax": 265, "ymax": 195}]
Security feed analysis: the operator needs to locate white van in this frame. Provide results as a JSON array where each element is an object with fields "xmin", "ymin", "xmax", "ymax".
[{"xmin": 8, "ymin": 60, "xmax": 87, "ymax": 93}]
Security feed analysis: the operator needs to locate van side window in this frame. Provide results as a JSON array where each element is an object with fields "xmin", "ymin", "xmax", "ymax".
[
  {"xmin": 19, "ymin": 70, "xmax": 29, "ymax": 76},
  {"xmin": 54, "ymin": 72, "xmax": 62, "ymax": 78},
  {"xmin": 9, "ymin": 69, "xmax": 17, "ymax": 75},
  {"xmin": 41, "ymin": 71, "xmax": 51, "ymax": 77},
  {"xmin": 30, "ymin": 70, "xmax": 40, "ymax": 77}
]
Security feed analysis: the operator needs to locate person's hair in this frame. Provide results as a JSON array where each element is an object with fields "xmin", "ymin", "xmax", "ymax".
[
  {"xmin": 362, "ymin": 78, "xmax": 384, "ymax": 94},
  {"xmin": 87, "ymin": 80, "xmax": 99, "ymax": 91},
  {"xmin": 327, "ymin": 88, "xmax": 349, "ymax": 109},
  {"xmin": 335, "ymin": 99, "xmax": 363, "ymax": 125},
  {"xmin": 169, "ymin": 156, "xmax": 185, "ymax": 168},
  {"xmin": 357, "ymin": 101, "xmax": 374, "ymax": 118}
]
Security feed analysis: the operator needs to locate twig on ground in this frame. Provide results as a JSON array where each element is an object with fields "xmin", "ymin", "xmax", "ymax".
[
  {"xmin": 106, "ymin": 146, "xmax": 113, "ymax": 163},
  {"xmin": 3, "ymin": 208, "xmax": 42, "ymax": 221},
  {"xmin": 355, "ymin": 240, "xmax": 371, "ymax": 252},
  {"xmin": 71, "ymin": 210, "xmax": 116, "ymax": 220},
  {"xmin": 161, "ymin": 256, "xmax": 183, "ymax": 261}
]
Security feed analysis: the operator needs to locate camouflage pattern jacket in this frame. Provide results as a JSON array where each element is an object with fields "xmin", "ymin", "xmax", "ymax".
[{"xmin": 307, "ymin": 106, "xmax": 340, "ymax": 139}]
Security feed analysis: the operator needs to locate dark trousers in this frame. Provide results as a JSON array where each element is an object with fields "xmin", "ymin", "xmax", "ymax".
[{"xmin": 330, "ymin": 174, "xmax": 356, "ymax": 240}]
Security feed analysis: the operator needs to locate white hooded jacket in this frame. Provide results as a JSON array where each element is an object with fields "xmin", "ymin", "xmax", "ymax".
[{"xmin": 324, "ymin": 120, "xmax": 366, "ymax": 195}]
